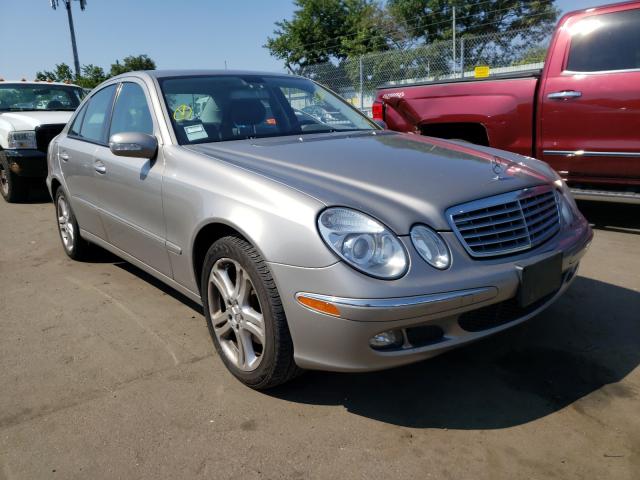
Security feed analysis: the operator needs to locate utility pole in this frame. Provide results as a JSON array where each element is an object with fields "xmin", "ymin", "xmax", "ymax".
[
  {"xmin": 452, "ymin": 6, "xmax": 456, "ymax": 78},
  {"xmin": 51, "ymin": 0, "xmax": 87, "ymax": 79}
]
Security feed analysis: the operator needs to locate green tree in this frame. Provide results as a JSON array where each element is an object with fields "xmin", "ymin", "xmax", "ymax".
[
  {"xmin": 265, "ymin": 0, "xmax": 395, "ymax": 73},
  {"xmin": 387, "ymin": 0, "xmax": 558, "ymax": 45},
  {"xmin": 513, "ymin": 45, "xmax": 548, "ymax": 65},
  {"xmin": 266, "ymin": 0, "xmax": 558, "ymax": 76},
  {"xmin": 75, "ymin": 64, "xmax": 107, "ymax": 89},
  {"xmin": 109, "ymin": 54, "xmax": 156, "ymax": 77},
  {"xmin": 35, "ymin": 63, "xmax": 74, "ymax": 83},
  {"xmin": 36, "ymin": 54, "xmax": 156, "ymax": 90}
]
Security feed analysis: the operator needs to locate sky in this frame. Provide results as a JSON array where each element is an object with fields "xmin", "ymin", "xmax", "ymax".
[{"xmin": 0, "ymin": 0, "xmax": 617, "ymax": 80}]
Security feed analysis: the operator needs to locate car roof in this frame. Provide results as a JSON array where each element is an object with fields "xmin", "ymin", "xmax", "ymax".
[{"xmin": 111, "ymin": 69, "xmax": 299, "ymax": 81}]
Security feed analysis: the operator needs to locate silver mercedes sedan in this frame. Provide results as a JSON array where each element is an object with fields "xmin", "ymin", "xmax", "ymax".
[{"xmin": 47, "ymin": 70, "xmax": 592, "ymax": 389}]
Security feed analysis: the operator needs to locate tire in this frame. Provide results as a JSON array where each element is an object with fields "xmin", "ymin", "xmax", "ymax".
[
  {"xmin": 0, "ymin": 155, "xmax": 29, "ymax": 203},
  {"xmin": 201, "ymin": 235, "xmax": 301, "ymax": 389},
  {"xmin": 54, "ymin": 188, "xmax": 93, "ymax": 260}
]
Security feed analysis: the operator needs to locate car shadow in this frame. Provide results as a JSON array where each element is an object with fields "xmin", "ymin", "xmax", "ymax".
[
  {"xmin": 266, "ymin": 276, "xmax": 640, "ymax": 429},
  {"xmin": 115, "ymin": 261, "xmax": 204, "ymax": 315},
  {"xmin": 578, "ymin": 200, "xmax": 640, "ymax": 235},
  {"xmin": 73, "ymin": 202, "xmax": 638, "ymax": 430}
]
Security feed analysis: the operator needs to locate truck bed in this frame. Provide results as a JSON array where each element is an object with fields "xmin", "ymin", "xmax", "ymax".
[
  {"xmin": 378, "ymin": 69, "xmax": 542, "ymax": 91},
  {"xmin": 377, "ymin": 73, "xmax": 540, "ymax": 157}
]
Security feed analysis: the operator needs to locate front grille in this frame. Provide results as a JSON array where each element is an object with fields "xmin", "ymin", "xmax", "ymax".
[
  {"xmin": 35, "ymin": 124, "xmax": 65, "ymax": 153},
  {"xmin": 447, "ymin": 186, "xmax": 560, "ymax": 258}
]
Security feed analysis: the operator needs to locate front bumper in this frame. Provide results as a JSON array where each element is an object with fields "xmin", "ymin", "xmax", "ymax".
[
  {"xmin": 270, "ymin": 217, "xmax": 593, "ymax": 372},
  {"xmin": 2, "ymin": 149, "xmax": 48, "ymax": 178}
]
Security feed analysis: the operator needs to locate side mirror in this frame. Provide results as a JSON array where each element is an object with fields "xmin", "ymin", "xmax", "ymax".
[
  {"xmin": 109, "ymin": 132, "xmax": 157, "ymax": 159},
  {"xmin": 373, "ymin": 119, "xmax": 387, "ymax": 129}
]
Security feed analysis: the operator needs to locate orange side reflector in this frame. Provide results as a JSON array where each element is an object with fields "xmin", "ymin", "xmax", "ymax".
[
  {"xmin": 266, "ymin": 118, "xmax": 277, "ymax": 125},
  {"xmin": 297, "ymin": 295, "xmax": 341, "ymax": 317}
]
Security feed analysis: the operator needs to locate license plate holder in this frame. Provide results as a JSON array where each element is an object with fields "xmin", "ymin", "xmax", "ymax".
[{"xmin": 517, "ymin": 253, "xmax": 563, "ymax": 308}]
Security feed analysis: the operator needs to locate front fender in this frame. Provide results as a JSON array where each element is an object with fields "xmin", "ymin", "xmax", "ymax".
[{"xmin": 161, "ymin": 146, "xmax": 337, "ymax": 292}]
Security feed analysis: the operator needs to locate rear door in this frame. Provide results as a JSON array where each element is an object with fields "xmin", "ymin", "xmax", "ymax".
[
  {"xmin": 92, "ymin": 80, "xmax": 172, "ymax": 277},
  {"xmin": 58, "ymin": 83, "xmax": 118, "ymax": 238},
  {"xmin": 539, "ymin": 5, "xmax": 640, "ymax": 184}
]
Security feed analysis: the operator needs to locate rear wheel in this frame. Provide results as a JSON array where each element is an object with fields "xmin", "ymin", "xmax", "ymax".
[
  {"xmin": 201, "ymin": 236, "xmax": 301, "ymax": 389},
  {"xmin": 55, "ymin": 188, "xmax": 92, "ymax": 260},
  {"xmin": 0, "ymin": 156, "xmax": 28, "ymax": 203}
]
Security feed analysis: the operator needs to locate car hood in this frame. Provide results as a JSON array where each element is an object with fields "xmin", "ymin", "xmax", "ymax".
[
  {"xmin": 187, "ymin": 131, "xmax": 555, "ymax": 233},
  {"xmin": 0, "ymin": 111, "xmax": 73, "ymax": 130}
]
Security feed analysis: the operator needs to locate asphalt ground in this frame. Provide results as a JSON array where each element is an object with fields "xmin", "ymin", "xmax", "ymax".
[{"xmin": 1, "ymin": 186, "xmax": 639, "ymax": 479}]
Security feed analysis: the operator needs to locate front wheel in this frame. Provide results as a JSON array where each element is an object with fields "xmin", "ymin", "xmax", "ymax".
[
  {"xmin": 0, "ymin": 156, "xmax": 28, "ymax": 203},
  {"xmin": 201, "ymin": 236, "xmax": 301, "ymax": 389}
]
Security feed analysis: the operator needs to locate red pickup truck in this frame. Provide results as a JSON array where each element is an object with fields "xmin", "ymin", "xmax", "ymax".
[{"xmin": 374, "ymin": 1, "xmax": 640, "ymax": 203}]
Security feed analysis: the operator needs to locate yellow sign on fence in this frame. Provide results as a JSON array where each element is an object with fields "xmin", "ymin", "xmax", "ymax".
[{"xmin": 474, "ymin": 66, "xmax": 490, "ymax": 78}]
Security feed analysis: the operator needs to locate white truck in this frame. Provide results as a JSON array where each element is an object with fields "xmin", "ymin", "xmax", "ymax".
[{"xmin": 0, "ymin": 80, "xmax": 84, "ymax": 202}]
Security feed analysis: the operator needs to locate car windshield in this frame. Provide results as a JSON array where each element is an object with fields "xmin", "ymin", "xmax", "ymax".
[
  {"xmin": 0, "ymin": 84, "xmax": 83, "ymax": 112},
  {"xmin": 159, "ymin": 74, "xmax": 377, "ymax": 144}
]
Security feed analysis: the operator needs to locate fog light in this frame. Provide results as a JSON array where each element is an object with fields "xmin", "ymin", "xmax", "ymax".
[{"xmin": 369, "ymin": 329, "xmax": 403, "ymax": 349}]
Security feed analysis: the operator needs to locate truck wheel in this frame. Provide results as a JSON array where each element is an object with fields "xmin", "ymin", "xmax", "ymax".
[
  {"xmin": 201, "ymin": 235, "xmax": 301, "ymax": 389},
  {"xmin": 55, "ymin": 188, "xmax": 92, "ymax": 260},
  {"xmin": 0, "ymin": 156, "xmax": 28, "ymax": 203}
]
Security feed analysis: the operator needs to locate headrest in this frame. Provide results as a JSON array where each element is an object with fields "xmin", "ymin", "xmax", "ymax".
[
  {"xmin": 200, "ymin": 97, "xmax": 222, "ymax": 123},
  {"xmin": 229, "ymin": 98, "xmax": 266, "ymax": 126}
]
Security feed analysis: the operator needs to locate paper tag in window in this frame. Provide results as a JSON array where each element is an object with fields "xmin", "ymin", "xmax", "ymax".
[{"xmin": 184, "ymin": 124, "xmax": 208, "ymax": 141}]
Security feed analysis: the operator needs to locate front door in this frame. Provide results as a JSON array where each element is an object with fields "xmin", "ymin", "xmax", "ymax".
[
  {"xmin": 539, "ymin": 6, "xmax": 640, "ymax": 185},
  {"xmin": 58, "ymin": 83, "xmax": 118, "ymax": 238},
  {"xmin": 92, "ymin": 80, "xmax": 172, "ymax": 277}
]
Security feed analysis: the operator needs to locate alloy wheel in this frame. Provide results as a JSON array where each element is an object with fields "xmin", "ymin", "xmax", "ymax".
[
  {"xmin": 57, "ymin": 195, "xmax": 75, "ymax": 252},
  {"xmin": 207, "ymin": 258, "xmax": 266, "ymax": 371}
]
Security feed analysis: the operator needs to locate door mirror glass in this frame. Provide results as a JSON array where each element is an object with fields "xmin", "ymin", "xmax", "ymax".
[{"xmin": 109, "ymin": 132, "xmax": 157, "ymax": 159}]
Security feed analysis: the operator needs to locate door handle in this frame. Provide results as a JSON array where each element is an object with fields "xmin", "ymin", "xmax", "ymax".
[
  {"xmin": 547, "ymin": 90, "xmax": 582, "ymax": 100},
  {"xmin": 60, "ymin": 151, "xmax": 69, "ymax": 161},
  {"xmin": 94, "ymin": 160, "xmax": 106, "ymax": 174}
]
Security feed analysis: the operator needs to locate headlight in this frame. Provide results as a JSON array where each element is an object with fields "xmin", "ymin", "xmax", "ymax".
[
  {"xmin": 554, "ymin": 180, "xmax": 579, "ymax": 226},
  {"xmin": 410, "ymin": 225, "xmax": 451, "ymax": 269},
  {"xmin": 556, "ymin": 190, "xmax": 577, "ymax": 226},
  {"xmin": 318, "ymin": 207, "xmax": 408, "ymax": 279},
  {"xmin": 8, "ymin": 130, "xmax": 37, "ymax": 149}
]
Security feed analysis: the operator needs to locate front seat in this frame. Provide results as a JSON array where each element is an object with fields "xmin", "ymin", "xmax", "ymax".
[{"xmin": 224, "ymin": 98, "xmax": 267, "ymax": 138}]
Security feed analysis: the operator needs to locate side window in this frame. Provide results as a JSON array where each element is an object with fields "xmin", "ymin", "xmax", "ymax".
[
  {"xmin": 109, "ymin": 83, "xmax": 154, "ymax": 137},
  {"xmin": 78, "ymin": 84, "xmax": 117, "ymax": 143},
  {"xmin": 69, "ymin": 102, "xmax": 88, "ymax": 136},
  {"xmin": 567, "ymin": 9, "xmax": 640, "ymax": 72}
]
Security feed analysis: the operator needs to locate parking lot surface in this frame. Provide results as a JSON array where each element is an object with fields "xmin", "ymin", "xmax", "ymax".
[{"xmin": 1, "ymin": 190, "xmax": 639, "ymax": 480}]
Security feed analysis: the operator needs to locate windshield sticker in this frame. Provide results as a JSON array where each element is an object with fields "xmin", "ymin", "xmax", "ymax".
[
  {"xmin": 184, "ymin": 123, "xmax": 208, "ymax": 141},
  {"xmin": 173, "ymin": 104, "xmax": 193, "ymax": 121}
]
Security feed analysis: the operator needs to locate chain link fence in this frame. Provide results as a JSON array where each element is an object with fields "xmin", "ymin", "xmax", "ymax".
[{"xmin": 300, "ymin": 28, "xmax": 552, "ymax": 116}]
